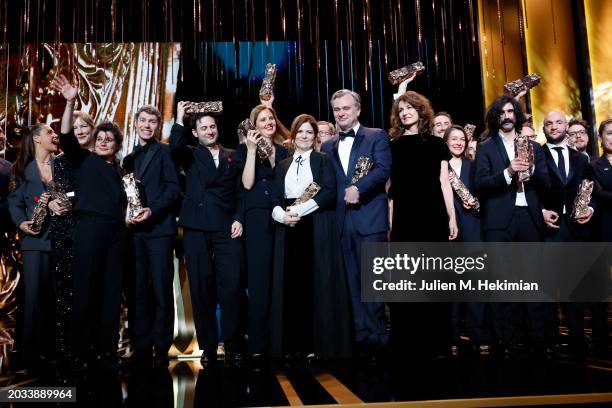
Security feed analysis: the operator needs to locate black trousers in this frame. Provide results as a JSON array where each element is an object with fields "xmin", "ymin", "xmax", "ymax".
[
  {"xmin": 183, "ymin": 228, "xmax": 242, "ymax": 352},
  {"xmin": 485, "ymin": 207, "xmax": 545, "ymax": 344},
  {"xmin": 71, "ymin": 215, "xmax": 126, "ymax": 358},
  {"xmin": 131, "ymin": 234, "xmax": 175, "ymax": 355},
  {"xmin": 20, "ymin": 250, "xmax": 53, "ymax": 359},
  {"xmin": 243, "ymin": 209, "xmax": 274, "ymax": 354}
]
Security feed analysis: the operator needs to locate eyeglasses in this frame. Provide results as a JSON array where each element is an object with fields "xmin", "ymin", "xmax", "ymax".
[
  {"xmin": 96, "ymin": 136, "xmax": 116, "ymax": 144},
  {"xmin": 319, "ymin": 131, "xmax": 334, "ymax": 136},
  {"xmin": 568, "ymin": 129, "xmax": 587, "ymax": 137}
]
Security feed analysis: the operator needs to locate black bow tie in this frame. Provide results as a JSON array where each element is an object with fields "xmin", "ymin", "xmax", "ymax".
[{"xmin": 339, "ymin": 129, "xmax": 356, "ymax": 140}]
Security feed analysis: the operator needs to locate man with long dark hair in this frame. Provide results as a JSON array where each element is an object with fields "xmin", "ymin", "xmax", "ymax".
[{"xmin": 474, "ymin": 95, "xmax": 550, "ymax": 356}]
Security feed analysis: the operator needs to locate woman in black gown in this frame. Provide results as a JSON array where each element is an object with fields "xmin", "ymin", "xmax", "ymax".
[
  {"xmin": 269, "ymin": 114, "xmax": 351, "ymax": 360},
  {"xmin": 387, "ymin": 91, "xmax": 457, "ymax": 357},
  {"xmin": 53, "ymin": 74, "xmax": 127, "ymax": 368}
]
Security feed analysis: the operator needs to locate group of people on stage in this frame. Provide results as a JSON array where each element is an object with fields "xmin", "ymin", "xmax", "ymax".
[{"xmin": 1, "ymin": 71, "xmax": 610, "ymax": 372}]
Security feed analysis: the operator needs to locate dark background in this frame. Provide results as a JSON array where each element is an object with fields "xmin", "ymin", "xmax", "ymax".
[{"xmin": 1, "ymin": 0, "xmax": 486, "ymax": 148}]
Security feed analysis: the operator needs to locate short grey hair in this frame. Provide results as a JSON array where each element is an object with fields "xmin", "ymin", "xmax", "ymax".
[{"xmin": 330, "ymin": 89, "xmax": 361, "ymax": 109}]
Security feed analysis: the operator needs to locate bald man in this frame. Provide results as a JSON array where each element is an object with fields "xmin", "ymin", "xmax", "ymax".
[{"xmin": 540, "ymin": 110, "xmax": 595, "ymax": 355}]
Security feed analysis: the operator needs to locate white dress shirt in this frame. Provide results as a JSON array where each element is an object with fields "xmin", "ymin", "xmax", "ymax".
[
  {"xmin": 272, "ymin": 149, "xmax": 320, "ymax": 223},
  {"xmin": 338, "ymin": 123, "xmax": 361, "ymax": 175},
  {"xmin": 500, "ymin": 133, "xmax": 528, "ymax": 207}
]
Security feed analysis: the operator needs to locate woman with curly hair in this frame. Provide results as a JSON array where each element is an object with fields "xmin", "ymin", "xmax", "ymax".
[
  {"xmin": 387, "ymin": 91, "xmax": 457, "ymax": 359},
  {"xmin": 388, "ymin": 91, "xmax": 457, "ymax": 242}
]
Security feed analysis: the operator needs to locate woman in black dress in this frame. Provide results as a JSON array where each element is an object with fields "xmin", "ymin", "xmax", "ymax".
[
  {"xmin": 233, "ymin": 104, "xmax": 289, "ymax": 360},
  {"xmin": 269, "ymin": 114, "xmax": 351, "ymax": 360},
  {"xmin": 53, "ymin": 74, "xmax": 127, "ymax": 368},
  {"xmin": 387, "ymin": 91, "xmax": 457, "ymax": 357}
]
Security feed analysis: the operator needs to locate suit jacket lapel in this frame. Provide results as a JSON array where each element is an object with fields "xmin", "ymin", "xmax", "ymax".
[
  {"xmin": 26, "ymin": 161, "xmax": 45, "ymax": 191},
  {"xmin": 137, "ymin": 141, "xmax": 160, "ymax": 179},
  {"xmin": 543, "ymin": 145, "xmax": 565, "ymax": 184},
  {"xmin": 567, "ymin": 148, "xmax": 579, "ymax": 184},
  {"xmin": 215, "ymin": 145, "xmax": 232, "ymax": 178},
  {"xmin": 194, "ymin": 145, "xmax": 217, "ymax": 186},
  {"xmin": 310, "ymin": 151, "xmax": 321, "ymax": 182},
  {"xmin": 493, "ymin": 135, "xmax": 511, "ymax": 168},
  {"xmin": 346, "ymin": 128, "xmax": 365, "ymax": 183}
]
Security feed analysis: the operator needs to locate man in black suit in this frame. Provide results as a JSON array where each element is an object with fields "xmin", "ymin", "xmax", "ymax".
[
  {"xmin": 540, "ymin": 111, "xmax": 594, "ymax": 355},
  {"xmin": 474, "ymin": 95, "xmax": 550, "ymax": 355},
  {"xmin": 123, "ymin": 105, "xmax": 180, "ymax": 367},
  {"xmin": 169, "ymin": 102, "xmax": 244, "ymax": 365}
]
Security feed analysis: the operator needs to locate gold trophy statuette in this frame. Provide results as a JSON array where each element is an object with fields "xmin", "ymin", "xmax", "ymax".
[
  {"xmin": 259, "ymin": 63, "xmax": 277, "ymax": 101},
  {"xmin": 464, "ymin": 124, "xmax": 477, "ymax": 140},
  {"xmin": 388, "ymin": 62, "xmax": 425, "ymax": 85},
  {"xmin": 184, "ymin": 101, "xmax": 223, "ymax": 115},
  {"xmin": 237, "ymin": 118, "xmax": 273, "ymax": 159},
  {"xmin": 351, "ymin": 157, "xmax": 374, "ymax": 185},
  {"xmin": 123, "ymin": 173, "xmax": 146, "ymax": 219},
  {"xmin": 504, "ymin": 73, "xmax": 541, "ymax": 97},
  {"xmin": 237, "ymin": 118, "xmax": 256, "ymax": 142},
  {"xmin": 449, "ymin": 168, "xmax": 480, "ymax": 211},
  {"xmin": 514, "ymin": 134, "xmax": 533, "ymax": 182},
  {"xmin": 30, "ymin": 193, "xmax": 49, "ymax": 233},
  {"xmin": 572, "ymin": 179, "xmax": 594, "ymax": 219},
  {"xmin": 46, "ymin": 180, "xmax": 72, "ymax": 212},
  {"xmin": 290, "ymin": 182, "xmax": 321, "ymax": 208}
]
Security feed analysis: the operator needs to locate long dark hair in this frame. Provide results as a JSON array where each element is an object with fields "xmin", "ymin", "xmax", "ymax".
[
  {"xmin": 485, "ymin": 95, "xmax": 526, "ymax": 136},
  {"xmin": 11, "ymin": 124, "xmax": 47, "ymax": 184}
]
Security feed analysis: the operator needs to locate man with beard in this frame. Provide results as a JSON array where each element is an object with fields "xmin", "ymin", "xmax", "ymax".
[
  {"xmin": 169, "ymin": 102, "xmax": 244, "ymax": 366},
  {"xmin": 567, "ymin": 119, "xmax": 591, "ymax": 160},
  {"xmin": 122, "ymin": 105, "xmax": 181, "ymax": 367},
  {"xmin": 474, "ymin": 95, "xmax": 550, "ymax": 356},
  {"xmin": 540, "ymin": 111, "xmax": 594, "ymax": 355}
]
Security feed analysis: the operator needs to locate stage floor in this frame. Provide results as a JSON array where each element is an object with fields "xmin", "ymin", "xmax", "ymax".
[{"xmin": 1, "ymin": 347, "xmax": 612, "ymax": 406}]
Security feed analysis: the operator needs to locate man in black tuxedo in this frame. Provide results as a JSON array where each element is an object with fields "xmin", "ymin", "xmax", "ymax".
[
  {"xmin": 123, "ymin": 105, "xmax": 180, "ymax": 367},
  {"xmin": 540, "ymin": 111, "xmax": 594, "ymax": 354},
  {"xmin": 474, "ymin": 95, "xmax": 550, "ymax": 355},
  {"xmin": 169, "ymin": 102, "xmax": 244, "ymax": 365}
]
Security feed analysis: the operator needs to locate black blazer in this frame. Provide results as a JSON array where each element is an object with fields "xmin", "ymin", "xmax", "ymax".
[
  {"xmin": 452, "ymin": 159, "xmax": 481, "ymax": 242},
  {"xmin": 271, "ymin": 150, "xmax": 337, "ymax": 211},
  {"xmin": 233, "ymin": 142, "xmax": 288, "ymax": 211},
  {"xmin": 474, "ymin": 135, "xmax": 550, "ymax": 232},
  {"xmin": 7, "ymin": 160, "xmax": 51, "ymax": 251},
  {"xmin": 122, "ymin": 139, "xmax": 180, "ymax": 237},
  {"xmin": 540, "ymin": 145, "xmax": 593, "ymax": 239},
  {"xmin": 0, "ymin": 159, "xmax": 11, "ymax": 231},
  {"xmin": 169, "ymin": 123, "xmax": 243, "ymax": 232},
  {"xmin": 59, "ymin": 130, "xmax": 126, "ymax": 221},
  {"xmin": 589, "ymin": 157, "xmax": 612, "ymax": 241}
]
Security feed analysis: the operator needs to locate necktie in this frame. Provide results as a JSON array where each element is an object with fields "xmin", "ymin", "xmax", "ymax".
[
  {"xmin": 339, "ymin": 129, "xmax": 355, "ymax": 140},
  {"xmin": 553, "ymin": 146, "xmax": 567, "ymax": 182}
]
